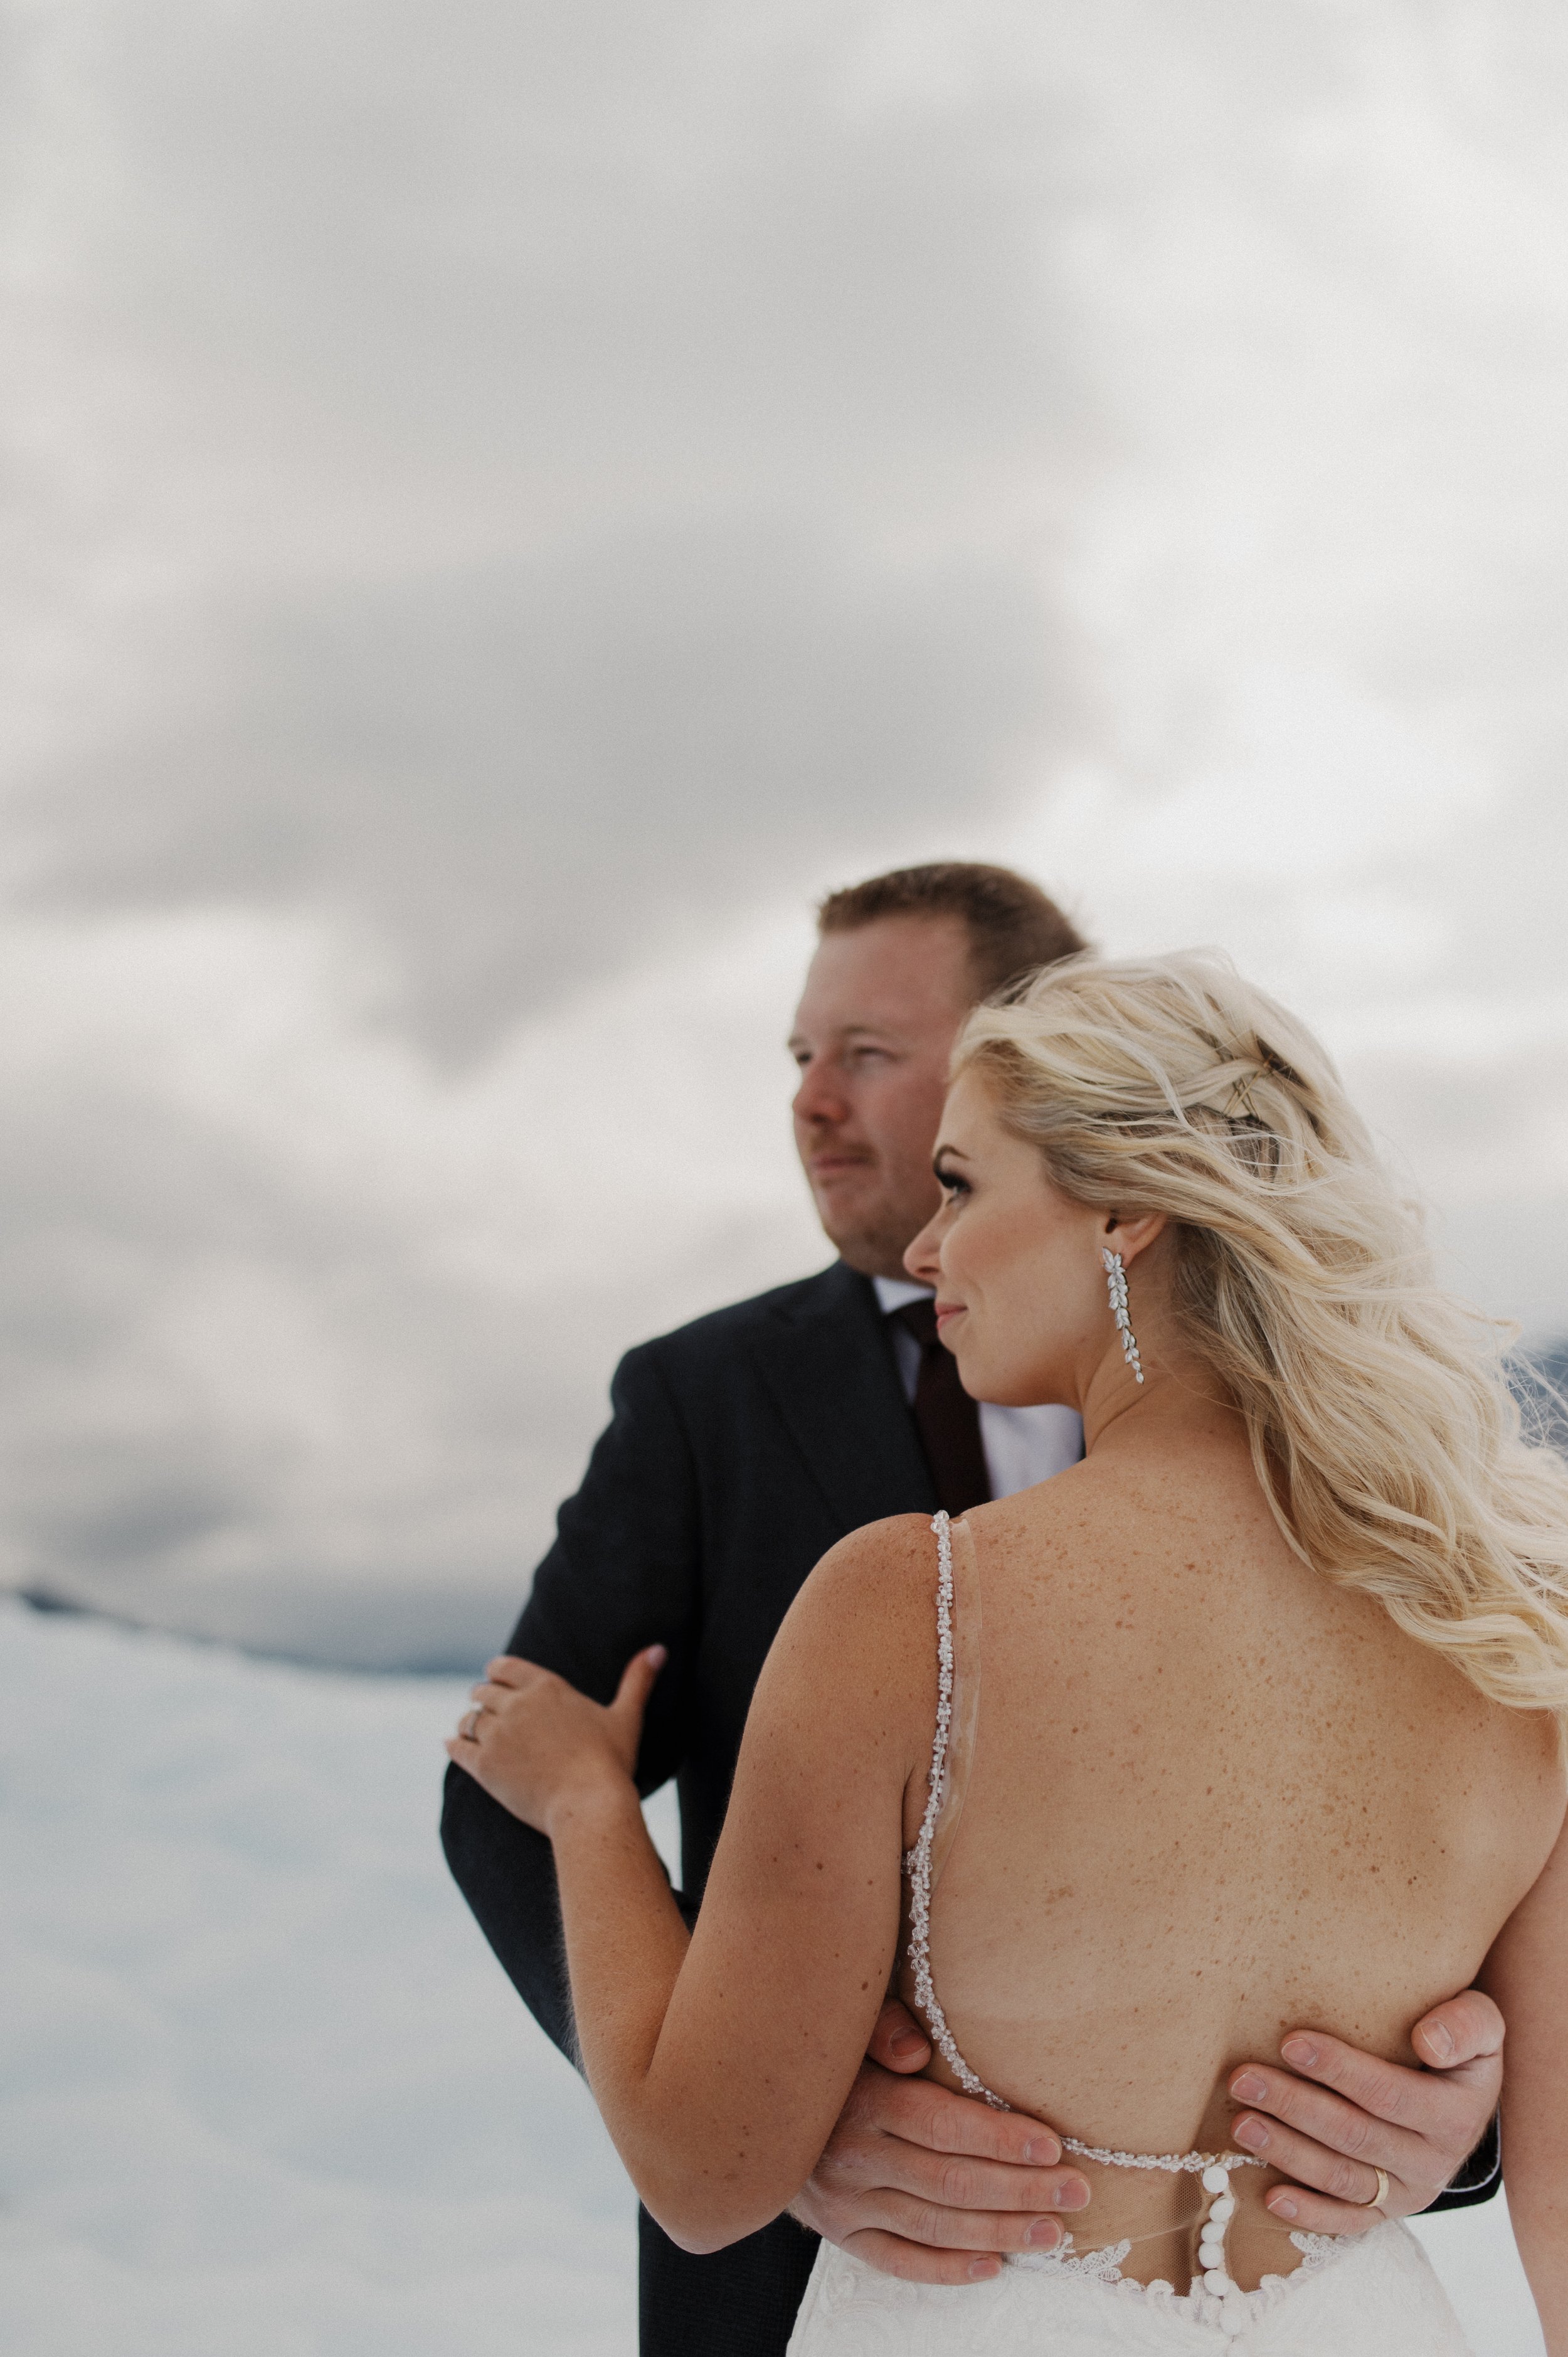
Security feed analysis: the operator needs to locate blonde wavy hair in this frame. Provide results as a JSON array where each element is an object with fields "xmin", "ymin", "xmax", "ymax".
[{"xmin": 955, "ymin": 949, "xmax": 1568, "ymax": 1724}]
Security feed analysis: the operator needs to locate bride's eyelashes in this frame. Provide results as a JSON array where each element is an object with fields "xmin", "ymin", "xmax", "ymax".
[{"xmin": 933, "ymin": 1164, "xmax": 971, "ymax": 1202}]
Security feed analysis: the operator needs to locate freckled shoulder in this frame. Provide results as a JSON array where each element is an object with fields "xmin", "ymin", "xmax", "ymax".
[
  {"xmin": 782, "ymin": 1509, "xmax": 945, "ymax": 1632},
  {"xmin": 763, "ymin": 1512, "xmax": 943, "ymax": 1733},
  {"xmin": 963, "ymin": 1455, "xmax": 1110, "ymax": 1556},
  {"xmin": 805, "ymin": 1509, "xmax": 945, "ymax": 1591}
]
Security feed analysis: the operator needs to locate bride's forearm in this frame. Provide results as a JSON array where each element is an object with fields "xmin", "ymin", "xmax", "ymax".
[
  {"xmin": 514, "ymin": 1551, "xmax": 920, "ymax": 2258},
  {"xmin": 548, "ymin": 1779, "xmax": 694, "ymax": 2165},
  {"xmin": 552, "ymin": 1782, "xmax": 802, "ymax": 2251}
]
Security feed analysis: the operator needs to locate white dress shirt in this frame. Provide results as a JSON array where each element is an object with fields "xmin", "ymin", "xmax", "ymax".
[{"xmin": 872, "ymin": 1277, "xmax": 1084, "ymax": 1498}]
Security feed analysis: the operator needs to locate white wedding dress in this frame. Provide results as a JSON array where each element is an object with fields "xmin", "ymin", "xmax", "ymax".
[{"xmin": 786, "ymin": 1514, "xmax": 1475, "ymax": 2356}]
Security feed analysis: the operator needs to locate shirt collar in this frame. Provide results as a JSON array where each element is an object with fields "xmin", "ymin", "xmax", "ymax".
[{"xmin": 872, "ymin": 1276, "xmax": 935, "ymax": 1316}]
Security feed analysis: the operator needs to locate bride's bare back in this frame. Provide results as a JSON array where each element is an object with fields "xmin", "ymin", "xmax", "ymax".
[{"xmin": 898, "ymin": 1429, "xmax": 1562, "ymax": 2289}]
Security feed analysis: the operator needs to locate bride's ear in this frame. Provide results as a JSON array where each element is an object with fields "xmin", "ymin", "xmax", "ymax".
[{"xmin": 1099, "ymin": 1208, "xmax": 1167, "ymax": 1268}]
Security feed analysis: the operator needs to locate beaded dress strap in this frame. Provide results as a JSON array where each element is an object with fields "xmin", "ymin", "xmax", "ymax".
[
  {"xmin": 903, "ymin": 1513, "xmax": 1264, "ymax": 2186},
  {"xmin": 904, "ymin": 1511, "xmax": 1008, "ymax": 2110}
]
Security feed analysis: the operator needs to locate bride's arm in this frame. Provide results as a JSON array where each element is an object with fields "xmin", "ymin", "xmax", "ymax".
[
  {"xmin": 1481, "ymin": 1791, "xmax": 1568, "ymax": 2354},
  {"xmin": 448, "ymin": 1516, "xmax": 931, "ymax": 2253}
]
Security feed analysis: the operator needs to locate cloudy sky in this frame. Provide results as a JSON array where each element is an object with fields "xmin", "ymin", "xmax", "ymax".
[{"xmin": 4, "ymin": 0, "xmax": 1568, "ymax": 1664}]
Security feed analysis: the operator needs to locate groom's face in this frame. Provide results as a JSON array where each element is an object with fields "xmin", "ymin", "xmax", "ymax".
[{"xmin": 789, "ymin": 915, "xmax": 976, "ymax": 1279}]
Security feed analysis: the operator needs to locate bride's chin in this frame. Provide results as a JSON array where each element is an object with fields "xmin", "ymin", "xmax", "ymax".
[{"xmin": 963, "ymin": 1356, "xmax": 1066, "ymax": 1410}]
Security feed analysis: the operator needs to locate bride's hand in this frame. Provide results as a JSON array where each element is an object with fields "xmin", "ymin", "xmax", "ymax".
[{"xmin": 445, "ymin": 1647, "xmax": 666, "ymax": 1835}]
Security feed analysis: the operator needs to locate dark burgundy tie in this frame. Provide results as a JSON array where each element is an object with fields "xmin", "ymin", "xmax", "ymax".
[{"xmin": 893, "ymin": 1298, "xmax": 992, "ymax": 1518}]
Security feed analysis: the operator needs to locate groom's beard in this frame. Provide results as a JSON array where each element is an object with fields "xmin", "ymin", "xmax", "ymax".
[{"xmin": 801, "ymin": 1136, "xmax": 937, "ymax": 1280}]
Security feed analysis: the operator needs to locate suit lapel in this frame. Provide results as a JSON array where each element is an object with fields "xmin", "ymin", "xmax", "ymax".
[{"xmin": 748, "ymin": 1264, "xmax": 937, "ymax": 1534}]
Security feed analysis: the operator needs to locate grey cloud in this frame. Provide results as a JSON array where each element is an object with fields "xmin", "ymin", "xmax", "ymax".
[
  {"xmin": 8, "ymin": 0, "xmax": 1102, "ymax": 1048},
  {"xmin": 69, "ymin": 0, "xmax": 1088, "ymax": 477},
  {"xmin": 23, "ymin": 526, "xmax": 1081, "ymax": 1051}
]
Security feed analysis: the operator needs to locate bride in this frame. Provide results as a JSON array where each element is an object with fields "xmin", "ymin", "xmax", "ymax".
[{"xmin": 448, "ymin": 952, "xmax": 1568, "ymax": 2353}]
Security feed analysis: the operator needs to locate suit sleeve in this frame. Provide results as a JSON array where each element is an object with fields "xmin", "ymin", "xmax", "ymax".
[
  {"xmin": 1423, "ymin": 2114, "xmax": 1501, "ymax": 2211},
  {"xmin": 440, "ymin": 1338, "xmax": 702, "ymax": 2063}
]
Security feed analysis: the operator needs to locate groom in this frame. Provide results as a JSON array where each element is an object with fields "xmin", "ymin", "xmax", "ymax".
[{"xmin": 443, "ymin": 862, "xmax": 1503, "ymax": 2357}]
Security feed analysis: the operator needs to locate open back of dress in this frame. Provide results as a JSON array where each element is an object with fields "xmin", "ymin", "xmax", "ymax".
[{"xmin": 787, "ymin": 1513, "xmax": 1490, "ymax": 2353}]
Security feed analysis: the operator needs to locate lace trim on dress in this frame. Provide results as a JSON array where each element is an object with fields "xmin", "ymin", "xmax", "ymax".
[
  {"xmin": 1011, "ymin": 2233, "xmax": 1134, "ymax": 2284},
  {"xmin": 1009, "ymin": 2221, "xmax": 1360, "ymax": 2343},
  {"xmin": 1012, "ymin": 2227, "xmax": 1348, "ymax": 2292}
]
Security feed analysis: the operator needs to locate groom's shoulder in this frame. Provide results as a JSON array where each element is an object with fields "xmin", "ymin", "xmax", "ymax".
[{"xmin": 624, "ymin": 1261, "xmax": 871, "ymax": 1383}]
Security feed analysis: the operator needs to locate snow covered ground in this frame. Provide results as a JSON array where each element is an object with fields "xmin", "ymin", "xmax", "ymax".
[{"xmin": 0, "ymin": 1598, "xmax": 1545, "ymax": 2357}]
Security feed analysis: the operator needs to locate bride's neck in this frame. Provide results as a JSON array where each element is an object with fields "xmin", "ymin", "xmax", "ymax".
[{"xmin": 1080, "ymin": 1349, "xmax": 1244, "ymax": 1460}]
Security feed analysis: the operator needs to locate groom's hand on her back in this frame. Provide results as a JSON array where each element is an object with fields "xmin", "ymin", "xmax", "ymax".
[
  {"xmin": 795, "ymin": 1988, "xmax": 1502, "ymax": 2278},
  {"xmin": 790, "ymin": 1999, "xmax": 1091, "ymax": 2284},
  {"xmin": 1226, "ymin": 1987, "xmax": 1504, "ymax": 2235}
]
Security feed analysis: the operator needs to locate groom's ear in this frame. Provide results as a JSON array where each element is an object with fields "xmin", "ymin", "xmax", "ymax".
[{"xmin": 1099, "ymin": 1208, "xmax": 1167, "ymax": 1268}]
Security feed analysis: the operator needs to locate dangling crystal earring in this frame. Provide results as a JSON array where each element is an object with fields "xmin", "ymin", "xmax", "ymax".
[{"xmin": 1102, "ymin": 1247, "xmax": 1144, "ymax": 1383}]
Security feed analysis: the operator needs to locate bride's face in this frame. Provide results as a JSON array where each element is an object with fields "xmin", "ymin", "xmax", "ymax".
[{"xmin": 903, "ymin": 1067, "xmax": 1113, "ymax": 1410}]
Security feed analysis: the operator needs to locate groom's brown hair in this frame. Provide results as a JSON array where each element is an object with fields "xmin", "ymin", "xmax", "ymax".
[{"xmin": 817, "ymin": 861, "xmax": 1088, "ymax": 1003}]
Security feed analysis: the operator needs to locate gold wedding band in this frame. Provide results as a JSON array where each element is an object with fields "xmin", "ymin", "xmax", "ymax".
[
  {"xmin": 464, "ymin": 1708, "xmax": 484, "ymax": 1740},
  {"xmin": 1362, "ymin": 2167, "xmax": 1390, "ymax": 2211}
]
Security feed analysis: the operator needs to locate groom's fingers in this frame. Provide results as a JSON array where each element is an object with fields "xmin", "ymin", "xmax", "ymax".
[
  {"xmin": 1226, "ymin": 2102, "xmax": 1411, "ymax": 2229},
  {"xmin": 839, "ymin": 2194, "xmax": 1069, "ymax": 2271},
  {"xmin": 866, "ymin": 1998, "xmax": 935, "ymax": 2077},
  {"xmin": 850, "ymin": 2111, "xmax": 1088, "ymax": 2213},
  {"xmin": 877, "ymin": 2075, "xmax": 1067, "ymax": 2169},
  {"xmin": 1226, "ymin": 2058, "xmax": 1428, "ymax": 2171},
  {"xmin": 815, "ymin": 2076, "xmax": 1087, "ymax": 2213},
  {"xmin": 837, "ymin": 2229, "xmax": 1009, "ymax": 2285},
  {"xmin": 1259, "ymin": 2182, "xmax": 1412, "ymax": 2238},
  {"xmin": 872, "ymin": 2193, "xmax": 1067, "ymax": 2252},
  {"xmin": 860, "ymin": 2161, "xmax": 1089, "ymax": 2232},
  {"xmin": 1227, "ymin": 2010, "xmax": 1504, "ymax": 2235},
  {"xmin": 1409, "ymin": 1987, "xmax": 1505, "ymax": 2070},
  {"xmin": 792, "ymin": 2062, "xmax": 1089, "ymax": 2269},
  {"xmin": 1274, "ymin": 2024, "xmax": 1499, "ymax": 2130},
  {"xmin": 1225, "ymin": 2070, "xmax": 1434, "ymax": 2230}
]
